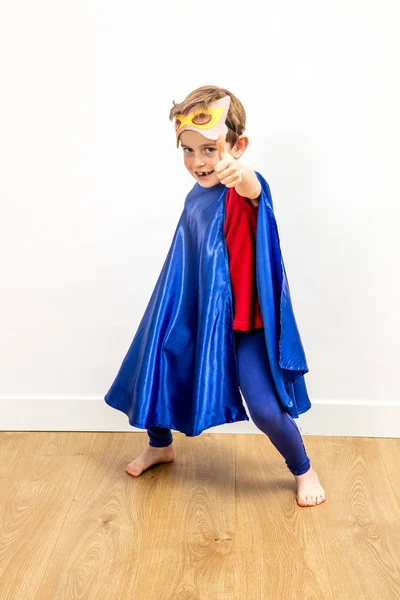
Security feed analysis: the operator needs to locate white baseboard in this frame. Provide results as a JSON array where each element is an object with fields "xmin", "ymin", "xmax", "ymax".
[{"xmin": 0, "ymin": 397, "xmax": 399, "ymax": 438}]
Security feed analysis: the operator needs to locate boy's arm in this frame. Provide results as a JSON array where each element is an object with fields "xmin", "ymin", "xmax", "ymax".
[
  {"xmin": 234, "ymin": 164, "xmax": 261, "ymax": 206},
  {"xmin": 215, "ymin": 135, "xmax": 261, "ymax": 206}
]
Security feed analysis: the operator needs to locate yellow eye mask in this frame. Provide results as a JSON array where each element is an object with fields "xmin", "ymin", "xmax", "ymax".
[{"xmin": 175, "ymin": 95, "xmax": 231, "ymax": 148}]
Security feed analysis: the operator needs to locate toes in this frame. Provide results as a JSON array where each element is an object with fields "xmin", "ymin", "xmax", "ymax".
[
  {"xmin": 297, "ymin": 492, "xmax": 326, "ymax": 507},
  {"xmin": 305, "ymin": 495, "xmax": 318, "ymax": 506},
  {"xmin": 126, "ymin": 465, "xmax": 141, "ymax": 476}
]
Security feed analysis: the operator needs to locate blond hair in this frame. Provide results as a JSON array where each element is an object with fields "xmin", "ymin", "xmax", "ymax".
[{"xmin": 169, "ymin": 85, "xmax": 246, "ymax": 146}]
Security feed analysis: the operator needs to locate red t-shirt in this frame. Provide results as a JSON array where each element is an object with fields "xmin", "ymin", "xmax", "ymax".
[{"xmin": 224, "ymin": 187, "xmax": 264, "ymax": 331}]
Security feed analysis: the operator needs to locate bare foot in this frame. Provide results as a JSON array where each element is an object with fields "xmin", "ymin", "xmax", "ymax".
[
  {"xmin": 125, "ymin": 444, "xmax": 176, "ymax": 477},
  {"xmin": 294, "ymin": 467, "xmax": 326, "ymax": 507}
]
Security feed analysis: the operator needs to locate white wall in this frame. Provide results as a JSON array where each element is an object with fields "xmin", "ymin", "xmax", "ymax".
[{"xmin": 1, "ymin": 1, "xmax": 399, "ymax": 435}]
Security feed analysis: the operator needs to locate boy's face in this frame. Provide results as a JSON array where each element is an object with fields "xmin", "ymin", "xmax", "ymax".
[{"xmin": 179, "ymin": 130, "xmax": 234, "ymax": 188}]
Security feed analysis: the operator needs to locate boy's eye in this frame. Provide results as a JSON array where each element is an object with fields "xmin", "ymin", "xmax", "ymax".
[{"xmin": 182, "ymin": 147, "xmax": 216, "ymax": 154}]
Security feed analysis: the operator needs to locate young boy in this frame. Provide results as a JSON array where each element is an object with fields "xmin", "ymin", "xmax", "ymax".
[{"xmin": 105, "ymin": 86, "xmax": 326, "ymax": 507}]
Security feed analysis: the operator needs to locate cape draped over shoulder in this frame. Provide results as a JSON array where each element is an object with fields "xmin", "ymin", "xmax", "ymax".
[{"xmin": 104, "ymin": 172, "xmax": 311, "ymax": 436}]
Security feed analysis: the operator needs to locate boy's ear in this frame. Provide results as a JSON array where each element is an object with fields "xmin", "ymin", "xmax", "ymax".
[{"xmin": 231, "ymin": 135, "xmax": 249, "ymax": 159}]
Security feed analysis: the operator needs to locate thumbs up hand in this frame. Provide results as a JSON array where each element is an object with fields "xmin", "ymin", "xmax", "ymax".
[
  {"xmin": 214, "ymin": 134, "xmax": 243, "ymax": 188},
  {"xmin": 214, "ymin": 133, "xmax": 261, "ymax": 203}
]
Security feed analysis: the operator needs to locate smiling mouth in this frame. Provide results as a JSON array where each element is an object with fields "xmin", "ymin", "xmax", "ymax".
[{"xmin": 195, "ymin": 170, "xmax": 214, "ymax": 177}]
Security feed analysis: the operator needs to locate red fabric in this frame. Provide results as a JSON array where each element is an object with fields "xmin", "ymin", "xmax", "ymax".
[{"xmin": 224, "ymin": 187, "xmax": 264, "ymax": 331}]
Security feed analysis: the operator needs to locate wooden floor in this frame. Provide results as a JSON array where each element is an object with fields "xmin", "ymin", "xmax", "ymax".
[{"xmin": 0, "ymin": 431, "xmax": 399, "ymax": 600}]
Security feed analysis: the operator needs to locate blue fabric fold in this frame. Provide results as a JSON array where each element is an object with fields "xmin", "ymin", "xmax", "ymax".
[{"xmin": 104, "ymin": 172, "xmax": 311, "ymax": 436}]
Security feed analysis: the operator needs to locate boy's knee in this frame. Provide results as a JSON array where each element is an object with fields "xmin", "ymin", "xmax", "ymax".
[{"xmin": 251, "ymin": 406, "xmax": 283, "ymax": 432}]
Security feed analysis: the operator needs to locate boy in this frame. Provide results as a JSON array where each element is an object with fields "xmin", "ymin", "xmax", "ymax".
[{"xmin": 105, "ymin": 86, "xmax": 326, "ymax": 507}]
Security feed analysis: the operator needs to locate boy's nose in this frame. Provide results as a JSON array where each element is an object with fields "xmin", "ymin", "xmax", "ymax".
[{"xmin": 193, "ymin": 154, "xmax": 207, "ymax": 167}]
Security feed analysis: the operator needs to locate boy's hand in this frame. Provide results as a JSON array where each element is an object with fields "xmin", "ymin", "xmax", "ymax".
[
  {"xmin": 214, "ymin": 134, "xmax": 243, "ymax": 187},
  {"xmin": 215, "ymin": 133, "xmax": 261, "ymax": 202}
]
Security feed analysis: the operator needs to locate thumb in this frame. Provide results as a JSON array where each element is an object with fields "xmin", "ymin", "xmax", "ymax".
[{"xmin": 217, "ymin": 133, "xmax": 228, "ymax": 160}]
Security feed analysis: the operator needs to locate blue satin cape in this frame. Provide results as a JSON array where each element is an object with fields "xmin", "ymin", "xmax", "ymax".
[{"xmin": 104, "ymin": 172, "xmax": 311, "ymax": 436}]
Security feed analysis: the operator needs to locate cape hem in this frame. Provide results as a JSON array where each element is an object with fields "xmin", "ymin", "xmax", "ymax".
[
  {"xmin": 104, "ymin": 397, "xmax": 250, "ymax": 437},
  {"xmin": 296, "ymin": 405, "xmax": 312, "ymax": 416}
]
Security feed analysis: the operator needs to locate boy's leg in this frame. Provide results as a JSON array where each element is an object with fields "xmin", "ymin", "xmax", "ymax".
[
  {"xmin": 234, "ymin": 328, "xmax": 310, "ymax": 476},
  {"xmin": 147, "ymin": 426, "xmax": 173, "ymax": 448}
]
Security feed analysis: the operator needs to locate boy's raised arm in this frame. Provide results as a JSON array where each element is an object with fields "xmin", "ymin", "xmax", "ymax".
[{"xmin": 215, "ymin": 134, "xmax": 261, "ymax": 205}]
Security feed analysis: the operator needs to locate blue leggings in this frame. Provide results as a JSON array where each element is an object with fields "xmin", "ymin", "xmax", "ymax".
[{"xmin": 147, "ymin": 328, "xmax": 311, "ymax": 476}]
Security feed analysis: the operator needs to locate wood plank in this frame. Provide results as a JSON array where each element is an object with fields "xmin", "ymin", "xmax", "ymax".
[
  {"xmin": 0, "ymin": 432, "xmax": 29, "ymax": 482},
  {"xmin": 0, "ymin": 432, "xmax": 97, "ymax": 599},
  {"xmin": 133, "ymin": 432, "xmax": 237, "ymax": 599},
  {"xmin": 378, "ymin": 438, "xmax": 400, "ymax": 509}
]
